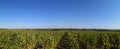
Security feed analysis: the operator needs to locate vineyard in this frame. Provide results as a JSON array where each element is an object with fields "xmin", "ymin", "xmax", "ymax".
[{"xmin": 0, "ymin": 30, "xmax": 120, "ymax": 49}]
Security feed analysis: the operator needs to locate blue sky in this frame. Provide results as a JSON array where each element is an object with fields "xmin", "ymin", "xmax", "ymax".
[{"xmin": 0, "ymin": 0, "xmax": 120, "ymax": 29}]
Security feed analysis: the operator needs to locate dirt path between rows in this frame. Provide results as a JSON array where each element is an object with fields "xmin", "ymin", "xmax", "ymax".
[{"xmin": 55, "ymin": 32, "xmax": 70, "ymax": 49}]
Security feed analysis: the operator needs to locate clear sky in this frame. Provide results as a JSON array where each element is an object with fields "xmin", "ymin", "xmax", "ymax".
[{"xmin": 0, "ymin": 0, "xmax": 120, "ymax": 29}]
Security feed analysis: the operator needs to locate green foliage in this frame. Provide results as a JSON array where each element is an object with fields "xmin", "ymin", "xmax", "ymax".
[
  {"xmin": 0, "ymin": 30, "xmax": 120, "ymax": 49},
  {"xmin": 69, "ymin": 31, "xmax": 120, "ymax": 49},
  {"xmin": 0, "ymin": 30, "xmax": 64, "ymax": 49}
]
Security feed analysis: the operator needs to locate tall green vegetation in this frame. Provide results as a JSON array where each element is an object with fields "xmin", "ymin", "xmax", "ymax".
[
  {"xmin": 69, "ymin": 31, "xmax": 120, "ymax": 49},
  {"xmin": 0, "ymin": 30, "xmax": 64, "ymax": 49},
  {"xmin": 0, "ymin": 30, "xmax": 120, "ymax": 49}
]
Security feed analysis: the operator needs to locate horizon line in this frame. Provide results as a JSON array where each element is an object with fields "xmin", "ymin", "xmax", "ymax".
[{"xmin": 0, "ymin": 28, "xmax": 120, "ymax": 30}]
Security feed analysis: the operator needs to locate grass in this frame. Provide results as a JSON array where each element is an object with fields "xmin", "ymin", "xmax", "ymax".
[
  {"xmin": 69, "ymin": 30, "xmax": 120, "ymax": 49},
  {"xmin": 0, "ymin": 30, "xmax": 64, "ymax": 49},
  {"xmin": 0, "ymin": 29, "xmax": 120, "ymax": 49}
]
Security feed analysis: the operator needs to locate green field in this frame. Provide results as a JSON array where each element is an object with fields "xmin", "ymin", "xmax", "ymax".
[{"xmin": 0, "ymin": 29, "xmax": 120, "ymax": 49}]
